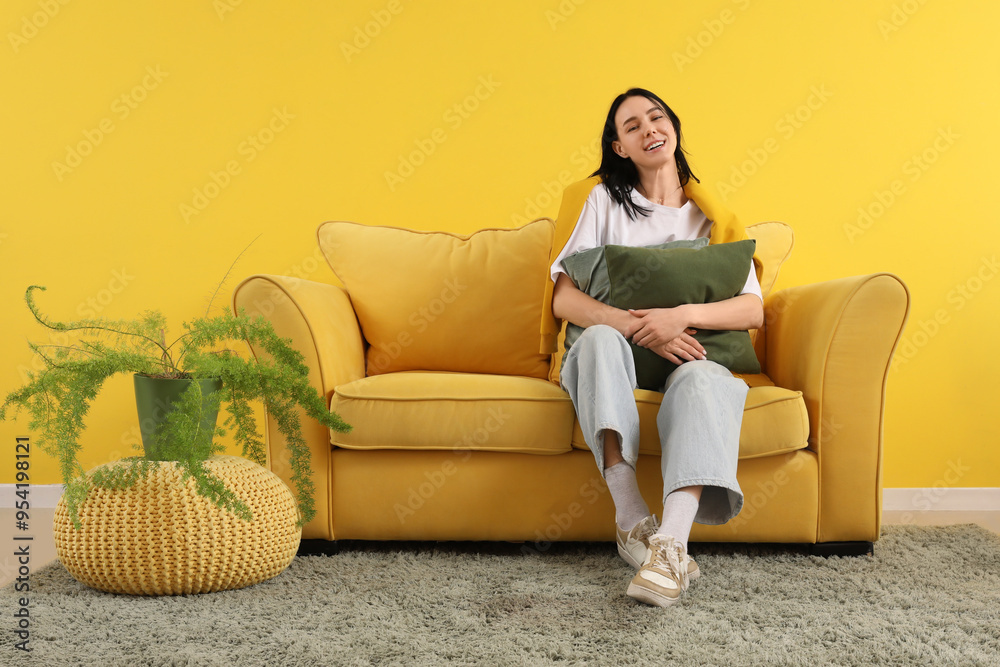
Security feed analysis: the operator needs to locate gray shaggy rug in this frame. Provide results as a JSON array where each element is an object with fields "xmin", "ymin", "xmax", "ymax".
[{"xmin": 3, "ymin": 524, "xmax": 999, "ymax": 666}]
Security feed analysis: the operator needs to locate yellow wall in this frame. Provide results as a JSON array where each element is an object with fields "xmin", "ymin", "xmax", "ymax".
[{"xmin": 2, "ymin": 1, "xmax": 997, "ymax": 490}]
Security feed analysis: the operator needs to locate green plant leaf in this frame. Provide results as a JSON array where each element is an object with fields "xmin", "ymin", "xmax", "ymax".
[{"xmin": 2, "ymin": 285, "xmax": 351, "ymax": 529}]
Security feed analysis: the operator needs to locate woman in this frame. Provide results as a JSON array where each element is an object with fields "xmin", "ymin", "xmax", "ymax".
[{"xmin": 543, "ymin": 88, "xmax": 764, "ymax": 607}]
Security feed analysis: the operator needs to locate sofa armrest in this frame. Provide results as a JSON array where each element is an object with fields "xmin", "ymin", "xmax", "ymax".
[
  {"xmin": 232, "ymin": 275, "xmax": 366, "ymax": 539},
  {"xmin": 764, "ymin": 273, "xmax": 910, "ymax": 543}
]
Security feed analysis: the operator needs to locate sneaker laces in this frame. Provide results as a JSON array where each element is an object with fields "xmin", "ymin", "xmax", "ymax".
[
  {"xmin": 633, "ymin": 515, "xmax": 659, "ymax": 543},
  {"xmin": 647, "ymin": 536, "xmax": 689, "ymax": 590}
]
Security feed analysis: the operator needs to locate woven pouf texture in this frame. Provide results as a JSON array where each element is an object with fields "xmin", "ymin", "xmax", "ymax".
[{"xmin": 53, "ymin": 455, "xmax": 302, "ymax": 596}]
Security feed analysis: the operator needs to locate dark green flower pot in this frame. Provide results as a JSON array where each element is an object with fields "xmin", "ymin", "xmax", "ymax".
[{"xmin": 133, "ymin": 374, "xmax": 223, "ymax": 460}]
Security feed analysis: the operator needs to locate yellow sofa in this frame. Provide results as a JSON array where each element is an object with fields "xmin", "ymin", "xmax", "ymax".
[{"xmin": 232, "ymin": 218, "xmax": 909, "ymax": 555}]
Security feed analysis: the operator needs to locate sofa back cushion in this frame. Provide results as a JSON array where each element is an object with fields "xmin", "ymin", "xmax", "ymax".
[
  {"xmin": 745, "ymin": 221, "xmax": 794, "ymax": 297},
  {"xmin": 318, "ymin": 219, "xmax": 555, "ymax": 379},
  {"xmin": 744, "ymin": 221, "xmax": 795, "ymax": 370}
]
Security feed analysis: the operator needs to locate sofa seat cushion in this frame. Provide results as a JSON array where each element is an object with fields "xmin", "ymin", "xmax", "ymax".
[
  {"xmin": 570, "ymin": 383, "xmax": 809, "ymax": 460},
  {"xmin": 330, "ymin": 372, "xmax": 576, "ymax": 455}
]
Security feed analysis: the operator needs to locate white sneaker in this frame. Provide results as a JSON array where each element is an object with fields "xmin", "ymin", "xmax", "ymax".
[
  {"xmin": 627, "ymin": 534, "xmax": 693, "ymax": 607},
  {"xmin": 615, "ymin": 515, "xmax": 658, "ymax": 569}
]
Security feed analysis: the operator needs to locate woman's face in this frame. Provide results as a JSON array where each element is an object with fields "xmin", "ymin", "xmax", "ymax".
[{"xmin": 611, "ymin": 95, "xmax": 677, "ymax": 171}]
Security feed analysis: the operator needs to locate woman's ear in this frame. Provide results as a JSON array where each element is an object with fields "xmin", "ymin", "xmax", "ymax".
[{"xmin": 612, "ymin": 140, "xmax": 628, "ymax": 159}]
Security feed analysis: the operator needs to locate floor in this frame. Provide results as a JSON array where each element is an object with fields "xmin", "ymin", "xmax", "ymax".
[{"xmin": 1, "ymin": 509, "xmax": 998, "ymax": 588}]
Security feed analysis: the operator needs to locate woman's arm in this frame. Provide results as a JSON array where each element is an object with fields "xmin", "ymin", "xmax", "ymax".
[
  {"xmin": 552, "ymin": 273, "xmax": 643, "ymax": 339},
  {"xmin": 670, "ymin": 293, "xmax": 764, "ymax": 331},
  {"xmin": 555, "ymin": 275, "xmax": 764, "ymax": 367},
  {"xmin": 630, "ymin": 293, "xmax": 764, "ymax": 356}
]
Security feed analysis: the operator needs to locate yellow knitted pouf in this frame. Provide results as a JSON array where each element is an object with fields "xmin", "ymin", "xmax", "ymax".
[{"xmin": 53, "ymin": 455, "xmax": 302, "ymax": 596}]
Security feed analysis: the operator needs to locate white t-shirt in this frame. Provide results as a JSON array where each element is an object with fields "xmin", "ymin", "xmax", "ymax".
[{"xmin": 549, "ymin": 184, "xmax": 762, "ymax": 300}]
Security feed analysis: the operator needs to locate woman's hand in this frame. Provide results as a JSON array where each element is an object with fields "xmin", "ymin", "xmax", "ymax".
[
  {"xmin": 628, "ymin": 306, "xmax": 691, "ymax": 349},
  {"xmin": 613, "ymin": 309, "xmax": 644, "ymax": 341},
  {"xmin": 655, "ymin": 330, "xmax": 707, "ymax": 366}
]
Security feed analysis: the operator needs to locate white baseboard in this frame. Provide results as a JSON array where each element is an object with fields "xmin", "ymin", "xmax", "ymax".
[
  {"xmin": 3, "ymin": 485, "xmax": 999, "ymax": 511},
  {"xmin": 883, "ymin": 487, "xmax": 1000, "ymax": 512},
  {"xmin": 1, "ymin": 484, "xmax": 65, "ymax": 508}
]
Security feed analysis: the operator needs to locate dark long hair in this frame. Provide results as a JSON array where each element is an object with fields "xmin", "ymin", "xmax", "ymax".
[{"xmin": 591, "ymin": 88, "xmax": 698, "ymax": 220}]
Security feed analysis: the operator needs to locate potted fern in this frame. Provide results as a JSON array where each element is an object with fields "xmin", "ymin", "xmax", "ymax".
[
  {"xmin": 1, "ymin": 283, "xmax": 350, "ymax": 594},
  {"xmin": 1, "ymin": 284, "xmax": 350, "ymax": 528}
]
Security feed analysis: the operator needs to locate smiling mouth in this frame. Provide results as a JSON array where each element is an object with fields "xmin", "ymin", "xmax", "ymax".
[{"xmin": 645, "ymin": 140, "xmax": 665, "ymax": 151}]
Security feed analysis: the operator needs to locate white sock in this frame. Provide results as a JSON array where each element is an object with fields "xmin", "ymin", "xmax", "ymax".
[
  {"xmin": 604, "ymin": 462, "xmax": 650, "ymax": 532},
  {"xmin": 656, "ymin": 490, "xmax": 700, "ymax": 552}
]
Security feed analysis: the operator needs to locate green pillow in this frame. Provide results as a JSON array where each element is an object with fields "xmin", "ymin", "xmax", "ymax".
[
  {"xmin": 561, "ymin": 239, "xmax": 760, "ymax": 391},
  {"xmin": 560, "ymin": 239, "xmax": 708, "ymax": 366}
]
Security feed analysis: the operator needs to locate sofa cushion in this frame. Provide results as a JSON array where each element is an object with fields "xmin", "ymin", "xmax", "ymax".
[
  {"xmin": 570, "ymin": 382, "xmax": 809, "ymax": 459},
  {"xmin": 549, "ymin": 221, "xmax": 795, "ymax": 386},
  {"xmin": 318, "ymin": 219, "xmax": 555, "ymax": 379},
  {"xmin": 745, "ymin": 221, "xmax": 794, "ymax": 298},
  {"xmin": 330, "ymin": 372, "xmax": 576, "ymax": 455},
  {"xmin": 558, "ymin": 238, "xmax": 709, "ymax": 380},
  {"xmin": 560, "ymin": 238, "xmax": 710, "ymax": 306},
  {"xmin": 602, "ymin": 240, "xmax": 761, "ymax": 390}
]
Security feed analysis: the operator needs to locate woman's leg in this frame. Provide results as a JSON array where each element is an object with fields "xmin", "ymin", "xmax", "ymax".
[
  {"xmin": 600, "ymin": 430, "xmax": 650, "ymax": 532},
  {"xmin": 628, "ymin": 361, "xmax": 746, "ymax": 607},
  {"xmin": 560, "ymin": 325, "xmax": 648, "ymax": 530},
  {"xmin": 655, "ymin": 359, "xmax": 747, "ymax": 545},
  {"xmin": 602, "ymin": 430, "xmax": 626, "ymax": 468},
  {"xmin": 657, "ymin": 486, "xmax": 702, "ymax": 554}
]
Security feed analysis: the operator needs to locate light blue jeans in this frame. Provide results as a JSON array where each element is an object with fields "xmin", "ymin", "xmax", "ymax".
[{"xmin": 560, "ymin": 325, "xmax": 746, "ymax": 525}]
